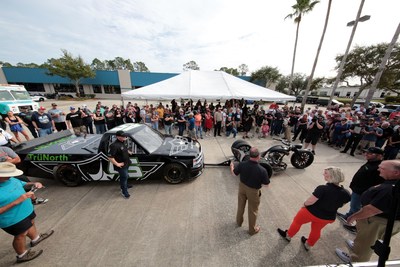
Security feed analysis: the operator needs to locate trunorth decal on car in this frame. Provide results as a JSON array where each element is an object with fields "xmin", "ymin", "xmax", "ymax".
[{"xmin": 29, "ymin": 152, "xmax": 165, "ymax": 182}]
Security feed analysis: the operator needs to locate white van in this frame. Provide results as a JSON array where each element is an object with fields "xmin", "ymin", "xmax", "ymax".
[{"xmin": 0, "ymin": 84, "xmax": 39, "ymax": 116}]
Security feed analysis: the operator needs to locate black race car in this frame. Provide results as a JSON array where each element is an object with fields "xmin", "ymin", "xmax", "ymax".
[{"xmin": 14, "ymin": 124, "xmax": 204, "ymax": 186}]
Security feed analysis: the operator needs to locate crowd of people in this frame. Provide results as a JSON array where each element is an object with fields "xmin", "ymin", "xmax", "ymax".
[{"xmin": 0, "ymin": 99, "xmax": 399, "ymax": 161}]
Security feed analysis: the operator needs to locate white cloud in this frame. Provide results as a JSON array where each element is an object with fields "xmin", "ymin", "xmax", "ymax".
[{"xmin": 0, "ymin": 0, "xmax": 399, "ymax": 78}]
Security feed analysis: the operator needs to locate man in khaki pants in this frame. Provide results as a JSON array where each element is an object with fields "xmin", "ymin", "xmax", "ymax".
[
  {"xmin": 335, "ymin": 160, "xmax": 400, "ymax": 263},
  {"xmin": 230, "ymin": 147, "xmax": 270, "ymax": 235}
]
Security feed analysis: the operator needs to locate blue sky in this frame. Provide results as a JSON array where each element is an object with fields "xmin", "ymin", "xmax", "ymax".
[{"xmin": 0, "ymin": 0, "xmax": 399, "ymax": 79}]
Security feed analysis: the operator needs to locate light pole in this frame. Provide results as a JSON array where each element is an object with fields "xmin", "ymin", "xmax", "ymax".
[{"xmin": 328, "ymin": 0, "xmax": 370, "ymax": 105}]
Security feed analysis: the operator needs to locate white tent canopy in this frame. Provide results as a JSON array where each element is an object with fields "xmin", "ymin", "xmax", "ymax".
[{"xmin": 122, "ymin": 70, "xmax": 295, "ymax": 101}]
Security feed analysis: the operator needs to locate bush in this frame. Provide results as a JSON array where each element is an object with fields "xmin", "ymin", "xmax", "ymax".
[{"xmin": 384, "ymin": 95, "xmax": 400, "ymax": 104}]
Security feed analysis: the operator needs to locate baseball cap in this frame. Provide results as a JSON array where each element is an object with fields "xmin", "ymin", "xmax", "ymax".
[
  {"xmin": 39, "ymin": 106, "xmax": 46, "ymax": 110},
  {"xmin": 115, "ymin": 130, "xmax": 128, "ymax": 137},
  {"xmin": 363, "ymin": 147, "xmax": 384, "ymax": 155},
  {"xmin": 70, "ymin": 106, "xmax": 76, "ymax": 110}
]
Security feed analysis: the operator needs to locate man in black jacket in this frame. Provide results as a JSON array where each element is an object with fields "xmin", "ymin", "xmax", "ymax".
[{"xmin": 337, "ymin": 147, "xmax": 384, "ymax": 233}]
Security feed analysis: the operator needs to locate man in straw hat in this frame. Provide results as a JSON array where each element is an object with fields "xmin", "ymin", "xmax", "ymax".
[{"xmin": 0, "ymin": 162, "xmax": 54, "ymax": 263}]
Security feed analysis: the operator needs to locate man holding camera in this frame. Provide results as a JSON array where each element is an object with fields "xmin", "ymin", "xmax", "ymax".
[{"xmin": 304, "ymin": 116, "xmax": 325, "ymax": 155}]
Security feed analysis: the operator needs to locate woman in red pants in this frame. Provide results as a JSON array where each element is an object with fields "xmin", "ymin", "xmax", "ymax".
[{"xmin": 277, "ymin": 167, "xmax": 351, "ymax": 251}]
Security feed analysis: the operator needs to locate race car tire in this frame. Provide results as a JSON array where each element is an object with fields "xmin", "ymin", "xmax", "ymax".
[
  {"xmin": 53, "ymin": 164, "xmax": 83, "ymax": 187},
  {"xmin": 163, "ymin": 163, "xmax": 186, "ymax": 184}
]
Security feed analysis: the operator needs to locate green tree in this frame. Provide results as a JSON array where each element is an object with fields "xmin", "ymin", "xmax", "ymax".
[
  {"xmin": 91, "ymin": 58, "xmax": 106, "ymax": 70},
  {"xmin": 275, "ymin": 76, "xmax": 290, "ymax": 93},
  {"xmin": 16, "ymin": 62, "xmax": 40, "ymax": 68},
  {"xmin": 250, "ymin": 66, "xmax": 281, "ymax": 88},
  {"xmin": 218, "ymin": 67, "xmax": 239, "ymax": 76},
  {"xmin": 183, "ymin": 60, "xmax": 200, "ymax": 71},
  {"xmin": 336, "ymin": 43, "xmax": 400, "ymax": 105},
  {"xmin": 46, "ymin": 49, "xmax": 95, "ymax": 97},
  {"xmin": 285, "ymin": 0, "xmax": 320, "ymax": 91},
  {"xmin": 133, "ymin": 61, "xmax": 150, "ymax": 72},
  {"xmin": 289, "ymin": 73, "xmax": 308, "ymax": 96},
  {"xmin": 238, "ymin": 64, "xmax": 249, "ymax": 76},
  {"xmin": 0, "ymin": 61, "xmax": 13, "ymax": 67}
]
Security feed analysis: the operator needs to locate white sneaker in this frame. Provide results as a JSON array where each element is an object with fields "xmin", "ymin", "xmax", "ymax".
[
  {"xmin": 335, "ymin": 248, "xmax": 351, "ymax": 263},
  {"xmin": 345, "ymin": 239, "xmax": 354, "ymax": 251}
]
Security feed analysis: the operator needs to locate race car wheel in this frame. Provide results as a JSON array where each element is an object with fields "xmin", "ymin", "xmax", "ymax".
[
  {"xmin": 163, "ymin": 163, "xmax": 186, "ymax": 184},
  {"xmin": 53, "ymin": 165, "xmax": 83, "ymax": 187}
]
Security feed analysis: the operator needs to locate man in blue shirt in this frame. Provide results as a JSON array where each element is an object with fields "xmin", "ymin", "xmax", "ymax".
[
  {"xmin": 187, "ymin": 113, "xmax": 196, "ymax": 140},
  {"xmin": 0, "ymin": 162, "xmax": 54, "ymax": 263}
]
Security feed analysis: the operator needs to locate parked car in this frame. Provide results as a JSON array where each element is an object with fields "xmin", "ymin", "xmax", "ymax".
[
  {"xmin": 352, "ymin": 101, "xmax": 385, "ymax": 110},
  {"xmin": 295, "ymin": 96, "xmax": 319, "ymax": 104},
  {"xmin": 30, "ymin": 95, "xmax": 47, "ymax": 102},
  {"xmin": 315, "ymin": 98, "xmax": 344, "ymax": 107},
  {"xmin": 44, "ymin": 93, "xmax": 74, "ymax": 99}
]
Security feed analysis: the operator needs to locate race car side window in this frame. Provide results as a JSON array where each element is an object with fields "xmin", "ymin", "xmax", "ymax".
[{"xmin": 127, "ymin": 137, "xmax": 146, "ymax": 155}]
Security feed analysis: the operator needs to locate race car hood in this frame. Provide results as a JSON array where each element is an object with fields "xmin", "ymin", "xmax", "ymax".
[{"xmin": 154, "ymin": 136, "xmax": 201, "ymax": 157}]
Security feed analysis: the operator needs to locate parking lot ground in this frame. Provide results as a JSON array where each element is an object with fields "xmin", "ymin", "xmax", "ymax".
[{"xmin": 0, "ymin": 100, "xmax": 399, "ymax": 266}]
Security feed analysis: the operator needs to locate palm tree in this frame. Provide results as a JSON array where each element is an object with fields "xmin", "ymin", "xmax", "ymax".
[
  {"xmin": 300, "ymin": 0, "xmax": 332, "ymax": 111},
  {"xmin": 285, "ymin": 0, "xmax": 320, "ymax": 95},
  {"xmin": 364, "ymin": 22, "xmax": 400, "ymax": 107}
]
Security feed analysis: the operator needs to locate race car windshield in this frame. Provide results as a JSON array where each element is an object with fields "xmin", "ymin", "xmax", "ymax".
[{"xmin": 134, "ymin": 126, "xmax": 163, "ymax": 153}]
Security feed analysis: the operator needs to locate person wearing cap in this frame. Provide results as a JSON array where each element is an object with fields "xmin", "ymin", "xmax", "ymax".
[
  {"xmin": 66, "ymin": 107, "xmax": 87, "ymax": 138},
  {"xmin": 48, "ymin": 103, "xmax": 67, "ymax": 132},
  {"xmin": 337, "ymin": 147, "xmax": 385, "ymax": 234},
  {"xmin": 108, "ymin": 130, "xmax": 132, "ymax": 199},
  {"xmin": 31, "ymin": 107, "xmax": 55, "ymax": 137},
  {"xmin": 187, "ymin": 112, "xmax": 196, "ymax": 140},
  {"xmin": 0, "ymin": 162, "xmax": 54, "ymax": 263},
  {"xmin": 336, "ymin": 160, "xmax": 400, "ymax": 264}
]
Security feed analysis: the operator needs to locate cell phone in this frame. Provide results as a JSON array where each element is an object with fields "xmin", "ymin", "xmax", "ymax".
[{"xmin": 30, "ymin": 186, "xmax": 38, "ymax": 193}]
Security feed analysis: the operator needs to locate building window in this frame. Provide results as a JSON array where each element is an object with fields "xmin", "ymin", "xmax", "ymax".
[
  {"xmin": 346, "ymin": 92, "xmax": 351, "ymax": 97},
  {"xmin": 104, "ymin": 85, "xmax": 121, "ymax": 94},
  {"xmin": 10, "ymin": 83, "xmax": 45, "ymax": 92},
  {"xmin": 93, "ymin": 85, "xmax": 102, "ymax": 94},
  {"xmin": 334, "ymin": 92, "xmax": 340, "ymax": 97},
  {"xmin": 54, "ymin": 83, "xmax": 76, "ymax": 93}
]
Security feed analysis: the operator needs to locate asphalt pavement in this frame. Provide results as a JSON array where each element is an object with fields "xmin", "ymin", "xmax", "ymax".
[{"xmin": 0, "ymin": 99, "xmax": 399, "ymax": 266}]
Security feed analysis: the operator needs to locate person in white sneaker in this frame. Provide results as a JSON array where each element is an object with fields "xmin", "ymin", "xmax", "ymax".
[
  {"xmin": 0, "ymin": 162, "xmax": 54, "ymax": 263},
  {"xmin": 335, "ymin": 160, "xmax": 400, "ymax": 263}
]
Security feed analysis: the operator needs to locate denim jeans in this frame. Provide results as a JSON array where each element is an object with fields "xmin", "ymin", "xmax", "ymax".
[
  {"xmin": 38, "ymin": 127, "xmax": 53, "ymax": 137},
  {"xmin": 118, "ymin": 167, "xmax": 129, "ymax": 195},
  {"xmin": 178, "ymin": 124, "xmax": 185, "ymax": 136},
  {"xmin": 345, "ymin": 192, "xmax": 361, "ymax": 218},
  {"xmin": 226, "ymin": 128, "xmax": 237, "ymax": 138},
  {"xmin": 195, "ymin": 125, "xmax": 203, "ymax": 138},
  {"xmin": 95, "ymin": 124, "xmax": 106, "ymax": 134},
  {"xmin": 164, "ymin": 124, "xmax": 172, "ymax": 135}
]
